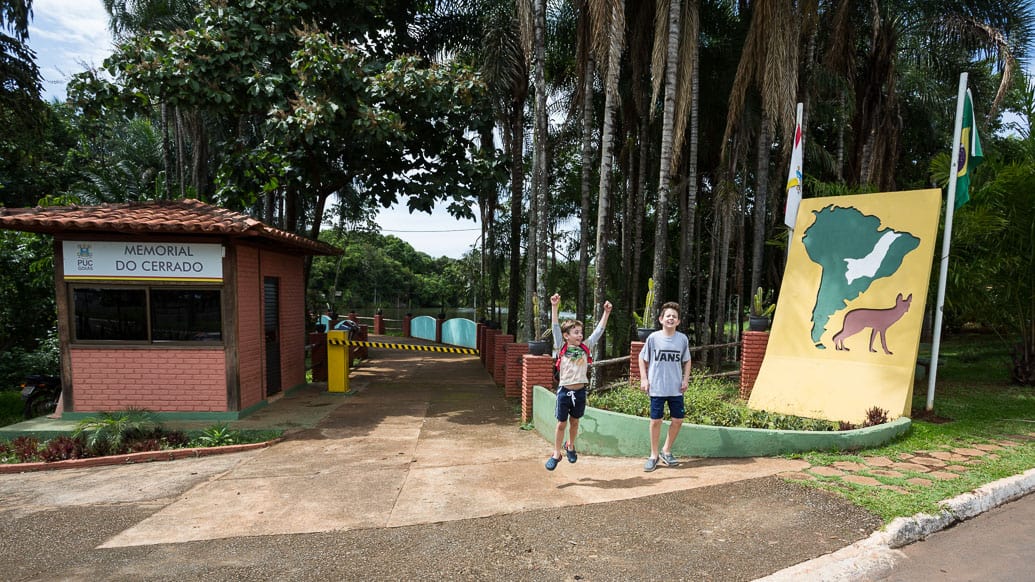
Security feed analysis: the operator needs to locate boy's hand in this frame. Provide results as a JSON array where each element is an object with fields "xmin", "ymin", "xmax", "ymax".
[
  {"xmin": 550, "ymin": 293, "xmax": 560, "ymax": 306},
  {"xmin": 603, "ymin": 300, "xmax": 613, "ymax": 314},
  {"xmin": 639, "ymin": 378, "xmax": 649, "ymax": 393}
]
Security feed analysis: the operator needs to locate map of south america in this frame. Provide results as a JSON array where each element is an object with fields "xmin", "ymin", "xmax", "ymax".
[{"xmin": 802, "ymin": 206, "xmax": 921, "ymax": 347}]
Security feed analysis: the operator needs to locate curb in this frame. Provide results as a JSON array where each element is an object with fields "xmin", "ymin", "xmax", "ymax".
[
  {"xmin": 757, "ymin": 466, "xmax": 1035, "ymax": 581},
  {"xmin": 0, "ymin": 438, "xmax": 282, "ymax": 474}
]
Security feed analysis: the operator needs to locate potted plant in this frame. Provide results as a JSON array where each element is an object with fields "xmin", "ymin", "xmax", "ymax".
[
  {"xmin": 633, "ymin": 278, "xmax": 657, "ymax": 341},
  {"xmin": 527, "ymin": 293, "xmax": 552, "ymax": 356},
  {"xmin": 748, "ymin": 287, "xmax": 776, "ymax": 331}
]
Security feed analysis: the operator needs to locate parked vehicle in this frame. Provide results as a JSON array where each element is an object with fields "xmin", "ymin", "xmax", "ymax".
[{"xmin": 20, "ymin": 374, "xmax": 61, "ymax": 419}]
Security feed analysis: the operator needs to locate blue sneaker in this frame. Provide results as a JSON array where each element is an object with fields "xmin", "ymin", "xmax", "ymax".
[
  {"xmin": 545, "ymin": 455, "xmax": 561, "ymax": 471},
  {"xmin": 563, "ymin": 441, "xmax": 577, "ymax": 463},
  {"xmin": 659, "ymin": 451, "xmax": 680, "ymax": 467},
  {"xmin": 644, "ymin": 457, "xmax": 658, "ymax": 472}
]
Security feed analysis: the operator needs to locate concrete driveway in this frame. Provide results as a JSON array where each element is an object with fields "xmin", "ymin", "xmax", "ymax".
[{"xmin": 3, "ymin": 343, "xmax": 807, "ymax": 549}]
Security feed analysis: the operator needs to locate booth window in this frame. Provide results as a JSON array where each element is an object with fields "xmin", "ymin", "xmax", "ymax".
[{"xmin": 73, "ymin": 287, "xmax": 222, "ymax": 343}]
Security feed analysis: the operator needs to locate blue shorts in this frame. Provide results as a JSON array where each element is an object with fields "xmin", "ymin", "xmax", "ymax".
[
  {"xmin": 555, "ymin": 387, "xmax": 587, "ymax": 421},
  {"xmin": 649, "ymin": 395, "xmax": 685, "ymax": 420}
]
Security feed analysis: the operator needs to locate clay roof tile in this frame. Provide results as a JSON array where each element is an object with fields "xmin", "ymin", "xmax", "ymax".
[{"xmin": 0, "ymin": 199, "xmax": 340, "ymax": 255}]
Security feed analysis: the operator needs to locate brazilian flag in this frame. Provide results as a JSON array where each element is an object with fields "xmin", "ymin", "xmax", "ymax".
[{"xmin": 955, "ymin": 89, "xmax": 983, "ymax": 208}]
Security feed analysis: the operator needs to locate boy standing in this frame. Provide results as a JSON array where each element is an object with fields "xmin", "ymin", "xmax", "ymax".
[
  {"xmin": 638, "ymin": 301, "xmax": 692, "ymax": 472},
  {"xmin": 545, "ymin": 293, "xmax": 612, "ymax": 470}
]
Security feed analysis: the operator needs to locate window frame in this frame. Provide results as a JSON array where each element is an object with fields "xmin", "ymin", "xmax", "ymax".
[{"xmin": 69, "ymin": 282, "xmax": 224, "ymax": 346}]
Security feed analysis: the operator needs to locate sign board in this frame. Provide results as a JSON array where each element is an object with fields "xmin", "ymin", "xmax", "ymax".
[
  {"xmin": 747, "ymin": 189, "xmax": 941, "ymax": 424},
  {"xmin": 63, "ymin": 241, "xmax": 223, "ymax": 282}
]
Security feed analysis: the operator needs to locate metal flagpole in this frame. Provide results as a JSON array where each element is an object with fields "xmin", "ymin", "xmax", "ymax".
[{"xmin": 926, "ymin": 72, "xmax": 968, "ymax": 411}]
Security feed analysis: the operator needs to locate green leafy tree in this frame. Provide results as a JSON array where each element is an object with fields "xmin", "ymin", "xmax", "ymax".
[{"xmin": 92, "ymin": 0, "xmax": 495, "ymax": 244}]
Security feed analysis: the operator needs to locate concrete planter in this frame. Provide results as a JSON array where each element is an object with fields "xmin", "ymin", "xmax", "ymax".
[{"xmin": 532, "ymin": 385, "xmax": 910, "ymax": 458}]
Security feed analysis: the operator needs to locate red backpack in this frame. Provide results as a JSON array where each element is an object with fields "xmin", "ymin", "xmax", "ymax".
[{"xmin": 554, "ymin": 342, "xmax": 592, "ymax": 381}]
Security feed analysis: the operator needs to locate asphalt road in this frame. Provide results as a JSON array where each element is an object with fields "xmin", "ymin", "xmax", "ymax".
[{"xmin": 874, "ymin": 491, "xmax": 1035, "ymax": 581}]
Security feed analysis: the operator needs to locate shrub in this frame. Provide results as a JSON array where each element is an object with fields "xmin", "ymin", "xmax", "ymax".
[
  {"xmin": 11, "ymin": 436, "xmax": 40, "ymax": 462},
  {"xmin": 40, "ymin": 435, "xmax": 86, "ymax": 462},
  {"xmin": 73, "ymin": 409, "xmax": 158, "ymax": 455},
  {"xmin": 193, "ymin": 425, "xmax": 240, "ymax": 447},
  {"xmin": 862, "ymin": 406, "xmax": 890, "ymax": 428},
  {"xmin": 128, "ymin": 439, "xmax": 163, "ymax": 453},
  {"xmin": 588, "ymin": 379, "xmax": 839, "ymax": 431}
]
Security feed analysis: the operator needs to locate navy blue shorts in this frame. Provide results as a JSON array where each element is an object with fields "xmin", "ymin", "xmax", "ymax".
[
  {"xmin": 555, "ymin": 387, "xmax": 587, "ymax": 421},
  {"xmin": 649, "ymin": 395, "xmax": 685, "ymax": 420}
]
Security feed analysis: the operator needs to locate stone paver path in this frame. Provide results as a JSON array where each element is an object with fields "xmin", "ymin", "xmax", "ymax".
[{"xmin": 779, "ymin": 432, "xmax": 1035, "ymax": 494}]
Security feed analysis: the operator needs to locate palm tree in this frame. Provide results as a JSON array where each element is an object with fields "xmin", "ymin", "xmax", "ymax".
[{"xmin": 591, "ymin": 0, "xmax": 626, "ymax": 353}]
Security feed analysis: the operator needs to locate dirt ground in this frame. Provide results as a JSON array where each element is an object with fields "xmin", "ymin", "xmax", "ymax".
[{"xmin": 0, "ymin": 453, "xmax": 880, "ymax": 582}]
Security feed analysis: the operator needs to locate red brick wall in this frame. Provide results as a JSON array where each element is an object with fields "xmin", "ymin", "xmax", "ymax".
[
  {"xmin": 740, "ymin": 331, "xmax": 769, "ymax": 399},
  {"xmin": 504, "ymin": 342, "xmax": 529, "ymax": 398},
  {"xmin": 236, "ymin": 246, "xmax": 264, "ymax": 409},
  {"xmin": 484, "ymin": 328, "xmax": 499, "ymax": 373},
  {"xmin": 521, "ymin": 354, "xmax": 554, "ymax": 424},
  {"xmin": 493, "ymin": 334, "xmax": 514, "ymax": 385},
  {"xmin": 70, "ymin": 348, "xmax": 226, "ymax": 412},
  {"xmin": 629, "ymin": 341, "xmax": 645, "ymax": 384}
]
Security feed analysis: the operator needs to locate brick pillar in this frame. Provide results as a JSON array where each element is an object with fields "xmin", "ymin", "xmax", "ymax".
[
  {"xmin": 476, "ymin": 323, "xmax": 484, "ymax": 359},
  {"xmin": 403, "ymin": 314, "xmax": 412, "ymax": 338},
  {"xmin": 436, "ymin": 316, "xmax": 445, "ymax": 343},
  {"xmin": 629, "ymin": 341, "xmax": 645, "ymax": 384},
  {"xmin": 374, "ymin": 312, "xmax": 385, "ymax": 335},
  {"xmin": 478, "ymin": 324, "xmax": 486, "ymax": 364},
  {"xmin": 493, "ymin": 334, "xmax": 514, "ymax": 385},
  {"xmin": 740, "ymin": 331, "xmax": 770, "ymax": 399},
  {"xmin": 357, "ymin": 324, "xmax": 369, "ymax": 359},
  {"xmin": 309, "ymin": 331, "xmax": 328, "ymax": 381},
  {"xmin": 485, "ymin": 328, "xmax": 499, "ymax": 372},
  {"xmin": 522, "ymin": 354, "xmax": 554, "ymax": 424},
  {"xmin": 502, "ymin": 342, "xmax": 529, "ymax": 397}
]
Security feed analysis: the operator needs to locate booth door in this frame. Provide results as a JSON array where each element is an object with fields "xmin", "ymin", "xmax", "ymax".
[{"xmin": 264, "ymin": 277, "xmax": 282, "ymax": 396}]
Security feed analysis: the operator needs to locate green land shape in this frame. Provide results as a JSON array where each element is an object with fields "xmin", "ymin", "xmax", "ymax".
[{"xmin": 801, "ymin": 205, "xmax": 921, "ymax": 346}]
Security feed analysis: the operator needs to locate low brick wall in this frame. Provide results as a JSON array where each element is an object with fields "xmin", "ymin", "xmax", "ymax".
[{"xmin": 740, "ymin": 331, "xmax": 770, "ymax": 399}]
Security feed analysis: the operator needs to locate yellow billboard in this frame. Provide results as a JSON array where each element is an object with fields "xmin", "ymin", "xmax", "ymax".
[{"xmin": 747, "ymin": 189, "xmax": 942, "ymax": 424}]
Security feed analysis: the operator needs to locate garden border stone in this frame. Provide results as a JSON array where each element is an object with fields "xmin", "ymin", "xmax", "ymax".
[{"xmin": 0, "ymin": 438, "xmax": 281, "ymax": 474}]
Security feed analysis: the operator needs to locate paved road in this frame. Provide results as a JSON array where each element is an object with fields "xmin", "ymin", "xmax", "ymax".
[{"xmin": 874, "ymin": 491, "xmax": 1035, "ymax": 581}]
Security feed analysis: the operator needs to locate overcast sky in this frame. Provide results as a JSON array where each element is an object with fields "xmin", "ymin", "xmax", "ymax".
[{"xmin": 25, "ymin": 0, "xmax": 482, "ymax": 259}]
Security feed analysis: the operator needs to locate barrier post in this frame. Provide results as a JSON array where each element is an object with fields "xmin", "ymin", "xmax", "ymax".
[{"xmin": 327, "ymin": 330, "xmax": 351, "ymax": 393}]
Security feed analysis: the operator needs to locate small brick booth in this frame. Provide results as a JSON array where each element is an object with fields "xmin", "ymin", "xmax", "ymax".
[{"xmin": 0, "ymin": 199, "xmax": 340, "ymax": 419}]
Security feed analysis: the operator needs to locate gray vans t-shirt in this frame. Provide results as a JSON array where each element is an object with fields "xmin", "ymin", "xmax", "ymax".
[{"xmin": 639, "ymin": 331, "xmax": 691, "ymax": 397}]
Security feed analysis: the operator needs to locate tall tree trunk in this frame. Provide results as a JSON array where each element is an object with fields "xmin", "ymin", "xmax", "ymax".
[
  {"xmin": 593, "ymin": 0, "xmax": 625, "ymax": 358},
  {"xmin": 160, "ymin": 102, "xmax": 173, "ymax": 199},
  {"xmin": 479, "ymin": 125, "xmax": 497, "ymax": 322},
  {"xmin": 534, "ymin": 0, "xmax": 550, "ymax": 339},
  {"xmin": 174, "ymin": 106, "xmax": 186, "ymax": 198},
  {"xmin": 750, "ymin": 114, "xmax": 770, "ymax": 295},
  {"xmin": 578, "ymin": 55, "xmax": 595, "ymax": 323},
  {"xmin": 651, "ymin": 0, "xmax": 681, "ymax": 318},
  {"xmin": 678, "ymin": 16, "xmax": 699, "ymax": 331},
  {"xmin": 506, "ymin": 97, "xmax": 525, "ymax": 337},
  {"xmin": 187, "ymin": 110, "xmax": 208, "ymax": 200}
]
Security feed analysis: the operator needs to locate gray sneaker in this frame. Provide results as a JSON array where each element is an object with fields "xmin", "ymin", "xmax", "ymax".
[
  {"xmin": 659, "ymin": 451, "xmax": 680, "ymax": 467},
  {"xmin": 644, "ymin": 457, "xmax": 658, "ymax": 472}
]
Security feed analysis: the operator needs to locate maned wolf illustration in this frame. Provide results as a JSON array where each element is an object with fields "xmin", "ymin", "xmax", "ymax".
[{"xmin": 832, "ymin": 293, "xmax": 912, "ymax": 354}]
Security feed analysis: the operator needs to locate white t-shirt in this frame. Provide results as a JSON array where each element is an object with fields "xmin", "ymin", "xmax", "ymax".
[{"xmin": 639, "ymin": 331, "xmax": 691, "ymax": 397}]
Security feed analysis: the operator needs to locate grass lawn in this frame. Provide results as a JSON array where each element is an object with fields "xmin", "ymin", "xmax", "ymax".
[{"xmin": 785, "ymin": 332, "xmax": 1035, "ymax": 522}]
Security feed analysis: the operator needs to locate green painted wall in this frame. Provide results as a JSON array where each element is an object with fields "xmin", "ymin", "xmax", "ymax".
[{"xmin": 533, "ymin": 385, "xmax": 910, "ymax": 458}]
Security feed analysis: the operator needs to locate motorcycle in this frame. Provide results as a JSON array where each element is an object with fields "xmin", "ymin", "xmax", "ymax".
[{"xmin": 20, "ymin": 374, "xmax": 62, "ymax": 419}]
